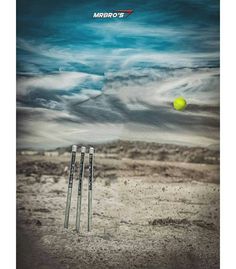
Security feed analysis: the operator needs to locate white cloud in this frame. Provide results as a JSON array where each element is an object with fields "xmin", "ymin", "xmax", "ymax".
[
  {"xmin": 17, "ymin": 106, "xmax": 219, "ymax": 149},
  {"xmin": 17, "ymin": 38, "xmax": 219, "ymax": 71},
  {"xmin": 80, "ymin": 89, "xmax": 102, "ymax": 98},
  {"xmin": 17, "ymin": 71, "xmax": 102, "ymax": 95},
  {"xmin": 17, "ymin": 107, "xmax": 124, "ymax": 149},
  {"xmin": 104, "ymin": 67, "xmax": 219, "ymax": 106},
  {"xmin": 17, "ymin": 67, "xmax": 219, "ymax": 149}
]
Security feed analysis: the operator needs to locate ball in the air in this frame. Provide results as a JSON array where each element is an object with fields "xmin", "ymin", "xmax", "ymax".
[{"xmin": 173, "ymin": 97, "xmax": 187, "ymax": 111}]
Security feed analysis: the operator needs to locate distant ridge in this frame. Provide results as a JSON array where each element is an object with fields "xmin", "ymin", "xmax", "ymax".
[{"xmin": 18, "ymin": 140, "xmax": 219, "ymax": 165}]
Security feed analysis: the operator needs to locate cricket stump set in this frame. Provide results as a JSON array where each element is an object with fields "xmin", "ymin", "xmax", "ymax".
[{"xmin": 64, "ymin": 145, "xmax": 94, "ymax": 232}]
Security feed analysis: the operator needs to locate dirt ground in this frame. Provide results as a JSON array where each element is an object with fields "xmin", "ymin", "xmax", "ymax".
[{"xmin": 17, "ymin": 142, "xmax": 219, "ymax": 269}]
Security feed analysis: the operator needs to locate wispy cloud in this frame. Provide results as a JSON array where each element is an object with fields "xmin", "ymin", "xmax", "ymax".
[
  {"xmin": 17, "ymin": 67, "xmax": 219, "ymax": 148},
  {"xmin": 17, "ymin": 37, "xmax": 219, "ymax": 73},
  {"xmin": 17, "ymin": 71, "xmax": 103, "ymax": 95},
  {"xmin": 17, "ymin": 0, "xmax": 219, "ymax": 149}
]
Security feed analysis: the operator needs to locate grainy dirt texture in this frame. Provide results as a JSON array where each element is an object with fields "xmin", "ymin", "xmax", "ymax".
[{"xmin": 17, "ymin": 141, "xmax": 219, "ymax": 269}]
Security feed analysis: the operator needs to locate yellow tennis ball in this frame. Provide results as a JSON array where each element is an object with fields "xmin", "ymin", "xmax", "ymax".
[{"xmin": 173, "ymin": 97, "xmax": 187, "ymax": 111}]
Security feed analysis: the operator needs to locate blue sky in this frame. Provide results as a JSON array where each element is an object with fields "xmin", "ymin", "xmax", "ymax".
[{"xmin": 17, "ymin": 0, "xmax": 219, "ymax": 149}]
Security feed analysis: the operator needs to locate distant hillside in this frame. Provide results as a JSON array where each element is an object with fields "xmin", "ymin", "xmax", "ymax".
[
  {"xmin": 54, "ymin": 140, "xmax": 219, "ymax": 164},
  {"xmin": 18, "ymin": 140, "xmax": 219, "ymax": 164}
]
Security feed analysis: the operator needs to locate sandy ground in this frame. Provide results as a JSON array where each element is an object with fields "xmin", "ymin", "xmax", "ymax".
[{"xmin": 17, "ymin": 144, "xmax": 219, "ymax": 269}]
